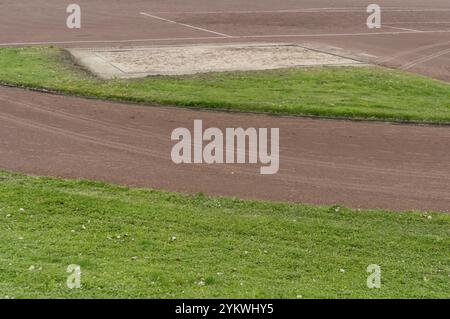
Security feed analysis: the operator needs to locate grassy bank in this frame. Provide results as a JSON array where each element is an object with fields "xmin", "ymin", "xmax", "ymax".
[
  {"xmin": 0, "ymin": 171, "xmax": 448, "ymax": 298},
  {"xmin": 0, "ymin": 47, "xmax": 449, "ymax": 122}
]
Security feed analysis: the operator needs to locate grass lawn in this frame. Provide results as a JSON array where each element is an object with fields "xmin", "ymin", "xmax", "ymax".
[
  {"xmin": 0, "ymin": 170, "xmax": 448, "ymax": 298},
  {"xmin": 0, "ymin": 47, "xmax": 450, "ymax": 123}
]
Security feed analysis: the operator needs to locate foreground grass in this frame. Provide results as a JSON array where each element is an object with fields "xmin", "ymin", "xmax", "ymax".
[
  {"xmin": 0, "ymin": 171, "xmax": 448, "ymax": 298},
  {"xmin": 0, "ymin": 47, "xmax": 450, "ymax": 122}
]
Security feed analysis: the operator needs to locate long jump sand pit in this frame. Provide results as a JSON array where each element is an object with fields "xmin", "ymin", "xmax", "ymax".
[{"xmin": 69, "ymin": 43, "xmax": 364, "ymax": 79}]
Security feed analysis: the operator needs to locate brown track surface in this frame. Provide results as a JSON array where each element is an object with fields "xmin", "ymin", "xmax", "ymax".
[
  {"xmin": 0, "ymin": 1, "xmax": 449, "ymax": 211},
  {"xmin": 0, "ymin": 86, "xmax": 449, "ymax": 212},
  {"xmin": 1, "ymin": 0, "xmax": 450, "ymax": 81}
]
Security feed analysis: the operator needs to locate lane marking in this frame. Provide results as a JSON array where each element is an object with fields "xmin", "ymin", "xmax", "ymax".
[
  {"xmin": 360, "ymin": 53, "xmax": 379, "ymax": 58},
  {"xmin": 2, "ymin": 30, "xmax": 450, "ymax": 47},
  {"xmin": 377, "ymin": 40, "xmax": 450, "ymax": 63},
  {"xmin": 385, "ymin": 21, "xmax": 450, "ymax": 24},
  {"xmin": 401, "ymin": 47, "xmax": 450, "ymax": 70},
  {"xmin": 139, "ymin": 12, "xmax": 233, "ymax": 38},
  {"xmin": 235, "ymin": 30, "xmax": 450, "ymax": 38},
  {"xmin": 0, "ymin": 36, "xmax": 224, "ymax": 46},
  {"xmin": 384, "ymin": 25, "xmax": 423, "ymax": 32},
  {"xmin": 150, "ymin": 7, "xmax": 450, "ymax": 15}
]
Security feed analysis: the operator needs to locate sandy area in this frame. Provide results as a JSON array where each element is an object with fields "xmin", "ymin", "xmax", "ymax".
[{"xmin": 70, "ymin": 43, "xmax": 363, "ymax": 79}]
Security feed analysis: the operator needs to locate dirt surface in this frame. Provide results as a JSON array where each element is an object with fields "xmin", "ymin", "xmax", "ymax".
[
  {"xmin": 1, "ymin": 0, "xmax": 450, "ymax": 81},
  {"xmin": 0, "ymin": 86, "xmax": 449, "ymax": 212},
  {"xmin": 70, "ymin": 43, "xmax": 363, "ymax": 78}
]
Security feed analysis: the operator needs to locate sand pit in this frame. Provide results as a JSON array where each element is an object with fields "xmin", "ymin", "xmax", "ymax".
[{"xmin": 69, "ymin": 43, "xmax": 364, "ymax": 79}]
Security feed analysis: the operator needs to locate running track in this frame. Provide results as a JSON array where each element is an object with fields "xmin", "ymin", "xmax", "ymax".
[
  {"xmin": 2, "ymin": 0, "xmax": 450, "ymax": 81},
  {"xmin": 1, "ymin": 86, "xmax": 449, "ymax": 212},
  {"xmin": 0, "ymin": 1, "xmax": 449, "ymax": 211}
]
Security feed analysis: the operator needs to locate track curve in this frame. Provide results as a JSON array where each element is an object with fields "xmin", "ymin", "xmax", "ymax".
[{"xmin": 0, "ymin": 86, "xmax": 449, "ymax": 212}]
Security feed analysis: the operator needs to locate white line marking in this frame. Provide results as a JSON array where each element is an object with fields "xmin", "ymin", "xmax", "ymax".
[
  {"xmin": 360, "ymin": 53, "xmax": 379, "ymax": 58},
  {"xmin": 139, "ymin": 12, "xmax": 233, "ymax": 38},
  {"xmin": 0, "ymin": 37, "xmax": 224, "ymax": 46},
  {"xmin": 150, "ymin": 7, "xmax": 450, "ymax": 15},
  {"xmin": 384, "ymin": 25, "xmax": 422, "ymax": 32},
  {"xmin": 385, "ymin": 21, "xmax": 450, "ymax": 25},
  {"xmin": 402, "ymin": 48, "xmax": 450, "ymax": 70},
  {"xmin": 235, "ymin": 30, "xmax": 450, "ymax": 38},
  {"xmin": 377, "ymin": 40, "xmax": 450, "ymax": 63},
  {"xmin": 2, "ymin": 30, "xmax": 450, "ymax": 47}
]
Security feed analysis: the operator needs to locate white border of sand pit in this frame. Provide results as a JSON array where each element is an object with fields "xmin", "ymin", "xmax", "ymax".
[{"xmin": 68, "ymin": 43, "xmax": 365, "ymax": 79}]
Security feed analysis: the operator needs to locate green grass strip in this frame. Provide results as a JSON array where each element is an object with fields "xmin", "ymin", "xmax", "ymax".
[
  {"xmin": 0, "ymin": 171, "xmax": 448, "ymax": 298},
  {"xmin": 0, "ymin": 47, "xmax": 449, "ymax": 123}
]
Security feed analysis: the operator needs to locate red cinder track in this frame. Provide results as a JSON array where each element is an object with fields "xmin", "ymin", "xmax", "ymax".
[
  {"xmin": 1, "ymin": 0, "xmax": 450, "ymax": 81},
  {"xmin": 0, "ymin": 86, "xmax": 449, "ymax": 212}
]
